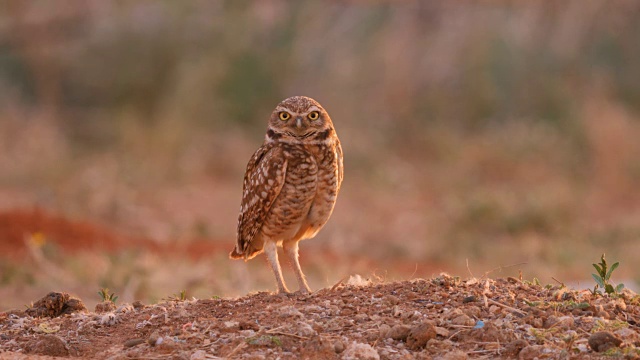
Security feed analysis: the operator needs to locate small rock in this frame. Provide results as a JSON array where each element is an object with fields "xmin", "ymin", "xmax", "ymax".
[
  {"xmin": 484, "ymin": 342, "xmax": 501, "ymax": 351},
  {"xmin": 518, "ymin": 345, "xmax": 561, "ymax": 360},
  {"xmin": 462, "ymin": 295, "xmax": 476, "ymax": 303},
  {"xmin": 346, "ymin": 274, "xmax": 371, "ymax": 287},
  {"xmin": 505, "ymin": 339, "xmax": 528, "ymax": 357},
  {"xmin": 426, "ymin": 338, "xmax": 453, "ymax": 353},
  {"xmin": 614, "ymin": 327, "xmax": 639, "ymax": 343},
  {"xmin": 589, "ymin": 331, "xmax": 622, "ymax": 352},
  {"xmin": 342, "ymin": 341, "xmax": 379, "ymax": 360},
  {"xmin": 26, "ymin": 335, "xmax": 69, "ymax": 357},
  {"xmin": 614, "ymin": 298, "xmax": 626, "ymax": 311},
  {"xmin": 300, "ymin": 336, "xmax": 335, "ymax": 358},
  {"xmin": 95, "ymin": 301, "xmax": 117, "ymax": 314},
  {"xmin": 407, "ymin": 322, "xmax": 437, "ymax": 350},
  {"xmin": 435, "ymin": 327, "xmax": 449, "ymax": 337},
  {"xmin": 384, "ymin": 295, "xmax": 400, "ymax": 305},
  {"xmin": 451, "ymin": 314, "xmax": 474, "ymax": 326},
  {"xmin": 295, "ymin": 322, "xmax": 316, "ymax": 337},
  {"xmin": 156, "ymin": 337, "xmax": 177, "ymax": 351},
  {"xmin": 123, "ymin": 338, "xmax": 145, "ymax": 348},
  {"xmin": 334, "ymin": 340, "xmax": 345, "ymax": 353},
  {"xmin": 439, "ymin": 349, "xmax": 468, "ymax": 360},
  {"xmin": 224, "ymin": 321, "xmax": 239, "ymax": 328},
  {"xmin": 378, "ymin": 324, "xmax": 391, "ymax": 339},
  {"xmin": 239, "ymin": 320, "xmax": 259, "ymax": 331},
  {"xmin": 132, "ymin": 300, "xmax": 144, "ymax": 310},
  {"xmin": 279, "ymin": 306, "xmax": 303, "ymax": 319},
  {"xmin": 543, "ymin": 315, "xmax": 574, "ymax": 330},
  {"xmin": 190, "ymin": 350, "xmax": 207, "ymax": 360},
  {"xmin": 463, "ymin": 306, "xmax": 480, "ymax": 318},
  {"xmin": 100, "ymin": 312, "xmax": 118, "ymax": 326},
  {"xmin": 148, "ymin": 330, "xmax": 161, "ymax": 346},
  {"xmin": 527, "ymin": 316, "xmax": 543, "ymax": 328},
  {"xmin": 387, "ymin": 324, "xmax": 411, "ymax": 341},
  {"xmin": 469, "ymin": 322, "xmax": 511, "ymax": 343}
]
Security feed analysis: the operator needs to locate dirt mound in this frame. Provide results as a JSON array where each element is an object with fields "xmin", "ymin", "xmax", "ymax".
[
  {"xmin": 2, "ymin": 275, "xmax": 639, "ymax": 359},
  {"xmin": 22, "ymin": 292, "xmax": 87, "ymax": 318}
]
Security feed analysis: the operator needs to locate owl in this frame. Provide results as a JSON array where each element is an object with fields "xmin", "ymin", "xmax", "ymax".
[{"xmin": 230, "ymin": 96, "xmax": 344, "ymax": 294}]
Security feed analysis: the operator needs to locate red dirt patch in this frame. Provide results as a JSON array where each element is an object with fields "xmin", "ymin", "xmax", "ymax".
[
  {"xmin": 0, "ymin": 208, "xmax": 229, "ymax": 259},
  {"xmin": 0, "ymin": 208, "xmax": 138, "ymax": 256}
]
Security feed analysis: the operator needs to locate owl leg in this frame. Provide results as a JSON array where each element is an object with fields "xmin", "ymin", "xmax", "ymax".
[
  {"xmin": 264, "ymin": 240, "xmax": 289, "ymax": 293},
  {"xmin": 283, "ymin": 241, "xmax": 311, "ymax": 294}
]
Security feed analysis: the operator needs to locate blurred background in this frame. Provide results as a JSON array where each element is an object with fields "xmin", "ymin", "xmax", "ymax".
[{"xmin": 1, "ymin": 0, "xmax": 640, "ymax": 310}]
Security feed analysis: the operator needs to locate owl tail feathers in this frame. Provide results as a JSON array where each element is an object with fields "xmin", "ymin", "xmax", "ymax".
[
  {"xmin": 229, "ymin": 247, "xmax": 245, "ymax": 260},
  {"xmin": 229, "ymin": 245, "xmax": 263, "ymax": 261}
]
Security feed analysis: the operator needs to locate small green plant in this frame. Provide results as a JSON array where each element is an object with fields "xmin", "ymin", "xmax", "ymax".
[
  {"xmin": 591, "ymin": 254, "xmax": 624, "ymax": 296},
  {"xmin": 592, "ymin": 319, "xmax": 628, "ymax": 333},
  {"xmin": 246, "ymin": 335, "xmax": 282, "ymax": 347},
  {"xmin": 169, "ymin": 290, "xmax": 187, "ymax": 301},
  {"xmin": 98, "ymin": 288, "xmax": 118, "ymax": 303}
]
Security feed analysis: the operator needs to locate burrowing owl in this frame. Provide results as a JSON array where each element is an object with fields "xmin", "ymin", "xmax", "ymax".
[{"xmin": 230, "ymin": 96, "xmax": 343, "ymax": 294}]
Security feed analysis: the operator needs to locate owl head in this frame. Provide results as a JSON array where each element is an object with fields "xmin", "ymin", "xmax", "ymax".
[{"xmin": 267, "ymin": 96, "xmax": 334, "ymax": 142}]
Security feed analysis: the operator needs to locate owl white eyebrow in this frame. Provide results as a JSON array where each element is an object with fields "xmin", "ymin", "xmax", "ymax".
[
  {"xmin": 307, "ymin": 106, "xmax": 321, "ymax": 113},
  {"xmin": 274, "ymin": 106, "xmax": 295, "ymax": 114}
]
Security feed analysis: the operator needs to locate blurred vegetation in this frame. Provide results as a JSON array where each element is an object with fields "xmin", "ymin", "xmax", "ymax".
[
  {"xmin": 1, "ymin": 0, "xmax": 640, "ymax": 305},
  {"xmin": 2, "ymin": 2, "xmax": 639, "ymax": 143}
]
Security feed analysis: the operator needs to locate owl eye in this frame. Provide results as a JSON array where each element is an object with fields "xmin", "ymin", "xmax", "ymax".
[
  {"xmin": 308, "ymin": 111, "xmax": 320, "ymax": 120},
  {"xmin": 278, "ymin": 112, "xmax": 291, "ymax": 121}
]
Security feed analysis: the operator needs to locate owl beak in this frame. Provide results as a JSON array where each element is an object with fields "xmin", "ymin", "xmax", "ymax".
[{"xmin": 295, "ymin": 117, "xmax": 303, "ymax": 129}]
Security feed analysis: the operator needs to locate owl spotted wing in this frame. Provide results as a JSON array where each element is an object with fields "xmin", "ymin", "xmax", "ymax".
[{"xmin": 231, "ymin": 144, "xmax": 287, "ymax": 259}]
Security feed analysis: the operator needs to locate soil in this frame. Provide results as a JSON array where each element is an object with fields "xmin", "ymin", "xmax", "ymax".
[{"xmin": 2, "ymin": 275, "xmax": 640, "ymax": 359}]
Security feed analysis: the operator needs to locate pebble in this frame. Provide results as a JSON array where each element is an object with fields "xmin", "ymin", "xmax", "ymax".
[
  {"xmin": 386, "ymin": 324, "xmax": 411, "ymax": 341},
  {"xmin": 588, "ymin": 331, "xmax": 622, "ymax": 352},
  {"xmin": 451, "ymin": 314, "xmax": 474, "ymax": 326},
  {"xmin": 407, "ymin": 322, "xmax": 436, "ymax": 350},
  {"xmin": 123, "ymin": 338, "xmax": 145, "ymax": 348},
  {"xmin": 148, "ymin": 330, "xmax": 161, "ymax": 346},
  {"xmin": 342, "ymin": 341, "xmax": 380, "ymax": 360},
  {"xmin": 27, "ymin": 335, "xmax": 69, "ymax": 357},
  {"xmin": 190, "ymin": 350, "xmax": 207, "ymax": 360}
]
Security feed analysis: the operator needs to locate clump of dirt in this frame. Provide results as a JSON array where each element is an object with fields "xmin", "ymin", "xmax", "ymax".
[
  {"xmin": 22, "ymin": 292, "xmax": 86, "ymax": 318},
  {"xmin": 94, "ymin": 301, "xmax": 117, "ymax": 314},
  {"xmin": 589, "ymin": 331, "xmax": 623, "ymax": 352},
  {"xmin": 23, "ymin": 334, "xmax": 69, "ymax": 357},
  {"xmin": 1, "ymin": 275, "xmax": 640, "ymax": 359}
]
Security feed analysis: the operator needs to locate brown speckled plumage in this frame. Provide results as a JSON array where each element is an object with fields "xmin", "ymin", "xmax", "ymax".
[{"xmin": 230, "ymin": 96, "xmax": 343, "ymax": 293}]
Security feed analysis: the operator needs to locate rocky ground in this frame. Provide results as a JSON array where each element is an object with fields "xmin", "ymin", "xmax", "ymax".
[{"xmin": 1, "ymin": 275, "xmax": 640, "ymax": 359}]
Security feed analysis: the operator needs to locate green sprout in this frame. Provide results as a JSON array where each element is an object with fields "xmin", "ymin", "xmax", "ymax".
[
  {"xmin": 591, "ymin": 254, "xmax": 624, "ymax": 296},
  {"xmin": 169, "ymin": 290, "xmax": 187, "ymax": 301},
  {"xmin": 98, "ymin": 288, "xmax": 118, "ymax": 303}
]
